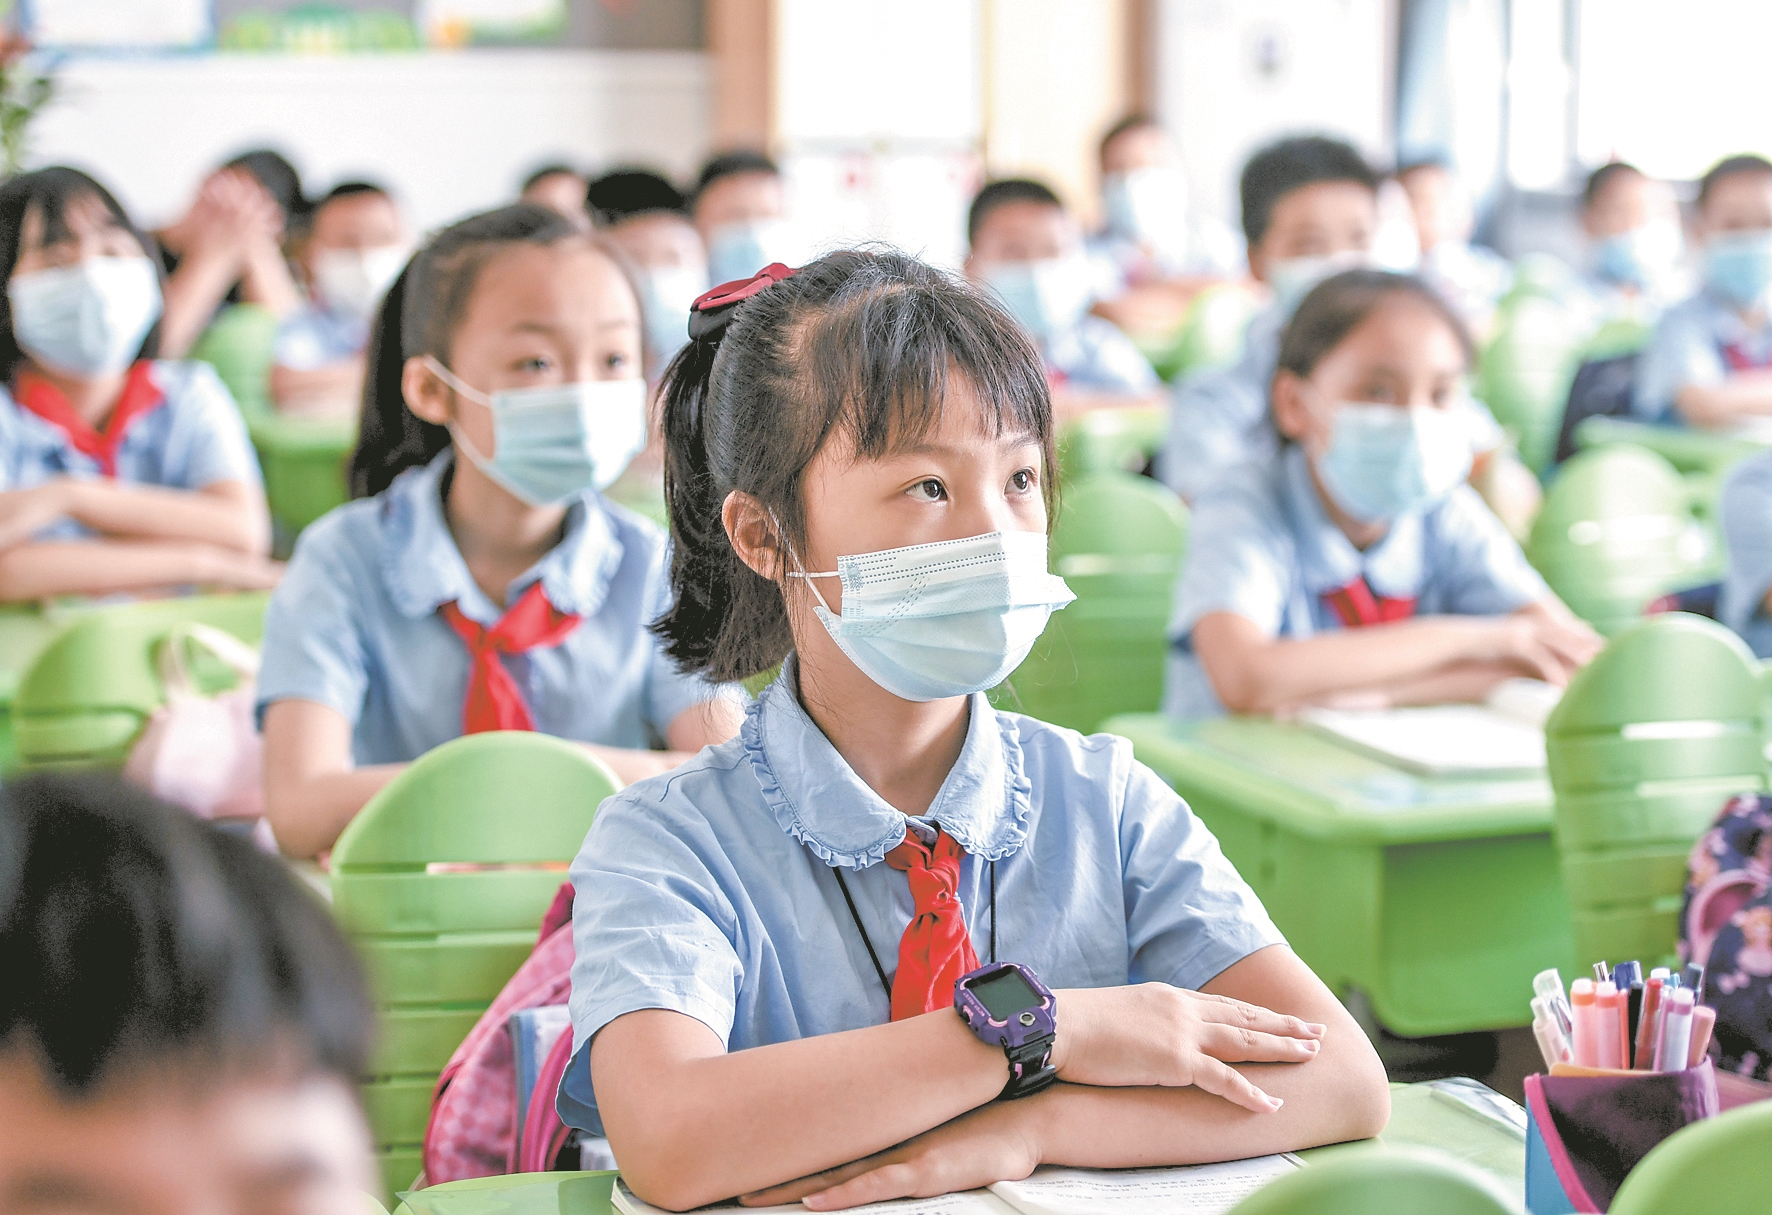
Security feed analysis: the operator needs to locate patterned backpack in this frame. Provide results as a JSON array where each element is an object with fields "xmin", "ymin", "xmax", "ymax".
[{"xmin": 1679, "ymin": 793, "xmax": 1772, "ymax": 1079}]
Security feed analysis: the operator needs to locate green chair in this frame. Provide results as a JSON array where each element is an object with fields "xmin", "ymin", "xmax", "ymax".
[
  {"xmin": 1479, "ymin": 289, "xmax": 1594, "ymax": 473},
  {"xmin": 1527, "ymin": 445, "xmax": 1708, "ymax": 635},
  {"xmin": 993, "ymin": 471, "xmax": 1187, "ymax": 733},
  {"xmin": 249, "ymin": 411, "xmax": 358, "ymax": 538},
  {"xmin": 10, "ymin": 592, "xmax": 270, "ymax": 769},
  {"xmin": 1055, "ymin": 406, "xmax": 1166, "ymax": 482},
  {"xmin": 188, "ymin": 303, "xmax": 280, "ymax": 415},
  {"xmin": 1608, "ymin": 1097, "xmax": 1772, "ymax": 1215},
  {"xmin": 1580, "ymin": 315, "xmax": 1653, "ymax": 363},
  {"xmin": 1140, "ymin": 281, "xmax": 1262, "ymax": 383},
  {"xmin": 0, "ymin": 602, "xmax": 78, "ymax": 773},
  {"xmin": 330, "ymin": 732, "xmax": 622, "ymax": 1203},
  {"xmin": 1228, "ymin": 1147, "xmax": 1523, "ymax": 1215},
  {"xmin": 1545, "ymin": 614, "xmax": 1766, "ymax": 972}
]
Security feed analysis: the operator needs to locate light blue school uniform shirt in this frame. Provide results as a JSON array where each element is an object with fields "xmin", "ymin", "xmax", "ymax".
[
  {"xmin": 1045, "ymin": 314, "xmax": 1161, "ymax": 396},
  {"xmin": 0, "ymin": 359, "xmax": 262, "ymax": 542},
  {"xmin": 1158, "ymin": 306, "xmax": 1286, "ymax": 502},
  {"xmin": 1163, "ymin": 445, "xmax": 1551, "ymax": 718},
  {"xmin": 557, "ymin": 661, "xmax": 1284, "ymax": 1135},
  {"xmin": 273, "ymin": 302, "xmax": 369, "ymax": 370},
  {"xmin": 255, "ymin": 450, "xmax": 735, "ymax": 765},
  {"xmin": 1719, "ymin": 450, "xmax": 1772, "ymax": 657},
  {"xmin": 1632, "ymin": 287, "xmax": 1772, "ymax": 423}
]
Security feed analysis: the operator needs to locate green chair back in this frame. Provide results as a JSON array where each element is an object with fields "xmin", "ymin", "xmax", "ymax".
[
  {"xmin": 1580, "ymin": 315, "xmax": 1653, "ymax": 362},
  {"xmin": 1143, "ymin": 281, "xmax": 1262, "ymax": 383},
  {"xmin": 1608, "ymin": 1097, "xmax": 1772, "ymax": 1215},
  {"xmin": 1545, "ymin": 614, "xmax": 1766, "ymax": 972},
  {"xmin": 248, "ymin": 411, "xmax": 357, "ymax": 538},
  {"xmin": 1526, "ymin": 445, "xmax": 1705, "ymax": 635},
  {"xmin": 994, "ymin": 472, "xmax": 1187, "ymax": 733},
  {"xmin": 188, "ymin": 303, "xmax": 279, "ymax": 416},
  {"xmin": 1478, "ymin": 289, "xmax": 1593, "ymax": 473},
  {"xmin": 0, "ymin": 603, "xmax": 76, "ymax": 773},
  {"xmin": 329, "ymin": 732, "xmax": 622, "ymax": 1201},
  {"xmin": 11, "ymin": 592, "xmax": 270, "ymax": 769},
  {"xmin": 1228, "ymin": 1148, "xmax": 1523, "ymax": 1215},
  {"xmin": 1056, "ymin": 406, "xmax": 1166, "ymax": 483}
]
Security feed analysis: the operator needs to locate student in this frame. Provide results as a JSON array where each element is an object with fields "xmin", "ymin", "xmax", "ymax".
[
  {"xmin": 520, "ymin": 162, "xmax": 592, "ymax": 227},
  {"xmin": 1166, "ymin": 269, "xmax": 1600, "ymax": 718},
  {"xmin": 1395, "ymin": 158, "xmax": 1511, "ymax": 336},
  {"xmin": 588, "ymin": 168, "xmax": 709, "ymax": 379},
  {"xmin": 257, "ymin": 204, "xmax": 744, "ymax": 859},
  {"xmin": 1633, "ymin": 154, "xmax": 1772, "ymax": 428},
  {"xmin": 966, "ymin": 179, "xmax": 1162, "ymax": 421},
  {"xmin": 1158, "ymin": 136, "xmax": 1381, "ymax": 502},
  {"xmin": 1718, "ymin": 449, "xmax": 1772, "ymax": 656},
  {"xmin": 0, "ymin": 771, "xmax": 376, "ymax": 1215},
  {"xmin": 560, "ymin": 251, "xmax": 1390, "ymax": 1212},
  {"xmin": 0, "ymin": 167, "xmax": 278, "ymax": 602},
  {"xmin": 691, "ymin": 150, "xmax": 801, "ymax": 286},
  {"xmin": 271, "ymin": 181, "xmax": 410, "ymax": 417},
  {"xmin": 154, "ymin": 149, "xmax": 304, "ymax": 357},
  {"xmin": 1577, "ymin": 161, "xmax": 1684, "ymax": 324}
]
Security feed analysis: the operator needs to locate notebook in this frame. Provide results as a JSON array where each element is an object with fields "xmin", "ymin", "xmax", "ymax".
[
  {"xmin": 612, "ymin": 1156, "xmax": 1302, "ymax": 1215},
  {"xmin": 1299, "ymin": 678, "xmax": 1557, "ymax": 776}
]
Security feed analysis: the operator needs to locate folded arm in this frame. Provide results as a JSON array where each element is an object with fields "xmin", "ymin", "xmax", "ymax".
[
  {"xmin": 1675, "ymin": 371, "xmax": 1772, "ymax": 428},
  {"xmin": 56, "ymin": 478, "xmax": 271, "ymax": 554},
  {"xmin": 0, "ymin": 538, "xmax": 280, "ymax": 602}
]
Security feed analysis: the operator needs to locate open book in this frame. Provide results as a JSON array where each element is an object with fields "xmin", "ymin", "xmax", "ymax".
[
  {"xmin": 613, "ymin": 1157, "xmax": 1301, "ymax": 1215},
  {"xmin": 1297, "ymin": 677, "xmax": 1559, "ymax": 777}
]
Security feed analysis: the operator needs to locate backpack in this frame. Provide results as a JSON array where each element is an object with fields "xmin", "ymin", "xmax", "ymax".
[
  {"xmin": 422, "ymin": 883, "xmax": 585, "ymax": 1182},
  {"xmin": 1553, "ymin": 351, "xmax": 1641, "ymax": 466},
  {"xmin": 1679, "ymin": 793, "xmax": 1772, "ymax": 1079}
]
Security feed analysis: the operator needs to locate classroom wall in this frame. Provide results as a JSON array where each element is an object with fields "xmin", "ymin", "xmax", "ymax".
[{"xmin": 28, "ymin": 50, "xmax": 712, "ymax": 233}]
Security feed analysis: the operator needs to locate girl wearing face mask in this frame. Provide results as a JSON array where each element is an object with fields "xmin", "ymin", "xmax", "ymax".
[
  {"xmin": 1167, "ymin": 270, "xmax": 1601, "ymax": 718},
  {"xmin": 562, "ymin": 251, "xmax": 1388, "ymax": 1213},
  {"xmin": 0, "ymin": 167, "xmax": 278, "ymax": 601},
  {"xmin": 255, "ymin": 204, "xmax": 745, "ymax": 859}
]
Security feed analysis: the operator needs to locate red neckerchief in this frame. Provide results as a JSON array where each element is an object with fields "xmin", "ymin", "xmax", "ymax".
[
  {"xmin": 14, "ymin": 361, "xmax": 165, "ymax": 477},
  {"xmin": 1322, "ymin": 576, "xmax": 1418, "ymax": 628},
  {"xmin": 882, "ymin": 827, "xmax": 980, "ymax": 1021},
  {"xmin": 436, "ymin": 582, "xmax": 583, "ymax": 734},
  {"xmin": 1721, "ymin": 342, "xmax": 1772, "ymax": 372}
]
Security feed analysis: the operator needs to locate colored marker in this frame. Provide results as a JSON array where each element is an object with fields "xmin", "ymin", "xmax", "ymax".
[
  {"xmin": 1634, "ymin": 975, "xmax": 1665, "ymax": 1070},
  {"xmin": 1571, "ymin": 979, "xmax": 1599, "ymax": 1067},
  {"xmin": 1683, "ymin": 963, "xmax": 1706, "ymax": 1003},
  {"xmin": 1688, "ymin": 1005, "xmax": 1717, "ymax": 1068},
  {"xmin": 1535, "ymin": 1018, "xmax": 1570, "ymax": 1069},
  {"xmin": 1532, "ymin": 996, "xmax": 1572, "ymax": 1063},
  {"xmin": 1658, "ymin": 988, "xmax": 1694, "ymax": 1071},
  {"xmin": 1595, "ymin": 981, "xmax": 1625, "ymax": 1070},
  {"xmin": 1533, "ymin": 969, "xmax": 1573, "ymax": 1036}
]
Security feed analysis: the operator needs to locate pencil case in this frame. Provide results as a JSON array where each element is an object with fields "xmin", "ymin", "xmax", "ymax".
[{"xmin": 1523, "ymin": 1060, "xmax": 1716, "ymax": 1213}]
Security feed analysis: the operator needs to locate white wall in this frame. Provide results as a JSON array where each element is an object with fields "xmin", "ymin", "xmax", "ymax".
[{"xmin": 28, "ymin": 49, "xmax": 712, "ymax": 233}]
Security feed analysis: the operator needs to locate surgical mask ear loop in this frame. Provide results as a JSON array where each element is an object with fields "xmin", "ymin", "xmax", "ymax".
[
  {"xmin": 770, "ymin": 511, "xmax": 839, "ymax": 616},
  {"xmin": 422, "ymin": 354, "xmax": 502, "ymax": 474}
]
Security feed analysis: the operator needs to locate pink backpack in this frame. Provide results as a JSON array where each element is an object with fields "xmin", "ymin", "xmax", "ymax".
[{"xmin": 422, "ymin": 883, "xmax": 579, "ymax": 1183}]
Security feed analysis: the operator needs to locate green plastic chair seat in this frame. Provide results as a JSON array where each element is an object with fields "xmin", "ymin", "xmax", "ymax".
[
  {"xmin": 1056, "ymin": 407, "xmax": 1166, "ymax": 482},
  {"xmin": 248, "ymin": 411, "xmax": 357, "ymax": 535},
  {"xmin": 1227, "ymin": 1147, "xmax": 1523, "ymax": 1215},
  {"xmin": 1607, "ymin": 1090, "xmax": 1772, "ymax": 1215}
]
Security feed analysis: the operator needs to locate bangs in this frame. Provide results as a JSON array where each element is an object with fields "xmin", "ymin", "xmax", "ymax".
[{"xmin": 8, "ymin": 167, "xmax": 140, "ymax": 251}]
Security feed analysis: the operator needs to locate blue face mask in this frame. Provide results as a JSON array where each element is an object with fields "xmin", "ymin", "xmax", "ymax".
[
  {"xmin": 1315, "ymin": 402, "xmax": 1474, "ymax": 524},
  {"xmin": 983, "ymin": 255, "xmax": 1095, "ymax": 343},
  {"xmin": 425, "ymin": 357, "xmax": 648, "ymax": 506},
  {"xmin": 1592, "ymin": 220, "xmax": 1683, "ymax": 289},
  {"xmin": 1265, "ymin": 251, "xmax": 1371, "ymax": 315},
  {"xmin": 1704, "ymin": 230, "xmax": 1772, "ymax": 309},
  {"xmin": 638, "ymin": 265, "xmax": 706, "ymax": 377},
  {"xmin": 706, "ymin": 219, "xmax": 797, "ymax": 286},
  {"xmin": 786, "ymin": 529, "xmax": 1076, "ymax": 702},
  {"xmin": 8, "ymin": 254, "xmax": 163, "ymax": 377}
]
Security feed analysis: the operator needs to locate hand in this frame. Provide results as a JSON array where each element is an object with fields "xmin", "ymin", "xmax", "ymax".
[
  {"xmin": 1482, "ymin": 610, "xmax": 1603, "ymax": 685},
  {"xmin": 191, "ymin": 545, "xmax": 284, "ymax": 590},
  {"xmin": 739, "ymin": 1098, "xmax": 1042, "ymax": 1211},
  {"xmin": 1050, "ymin": 983, "xmax": 1323, "ymax": 1112}
]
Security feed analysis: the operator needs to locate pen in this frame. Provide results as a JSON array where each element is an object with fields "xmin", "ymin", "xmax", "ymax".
[
  {"xmin": 1688, "ymin": 1005, "xmax": 1716, "ymax": 1068},
  {"xmin": 1593, "ymin": 961, "xmax": 1611, "ymax": 983},
  {"xmin": 1571, "ymin": 978, "xmax": 1599, "ymax": 1067},
  {"xmin": 1534, "ymin": 968, "xmax": 1573, "ymax": 1037},
  {"xmin": 1683, "ymin": 963, "xmax": 1705, "ymax": 1003},
  {"xmin": 1531, "ymin": 996, "xmax": 1572, "ymax": 1063},
  {"xmin": 1595, "ymin": 981, "xmax": 1625, "ymax": 1070},
  {"xmin": 1657, "ymin": 988, "xmax": 1694, "ymax": 1071},
  {"xmin": 1534, "ymin": 1018, "xmax": 1570, "ymax": 1069},
  {"xmin": 1634, "ymin": 974, "xmax": 1664, "ymax": 1070}
]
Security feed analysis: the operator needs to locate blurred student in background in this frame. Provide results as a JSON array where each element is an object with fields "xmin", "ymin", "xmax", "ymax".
[
  {"xmin": 270, "ymin": 181, "xmax": 410, "ymax": 418},
  {"xmin": 589, "ymin": 168, "xmax": 708, "ymax": 381},
  {"xmin": 154, "ymin": 149, "xmax": 304, "ymax": 357},
  {"xmin": 520, "ymin": 163, "xmax": 592, "ymax": 229},
  {"xmin": 966, "ymin": 178, "xmax": 1162, "ymax": 421},
  {"xmin": 0, "ymin": 167, "xmax": 277, "ymax": 601},
  {"xmin": 1577, "ymin": 161, "xmax": 1685, "ymax": 324},
  {"xmin": 0, "ymin": 772, "xmax": 376, "ymax": 1215},
  {"xmin": 1718, "ymin": 448, "xmax": 1772, "ymax": 656},
  {"xmin": 1634, "ymin": 153, "xmax": 1772, "ymax": 428},
  {"xmin": 1166, "ymin": 270, "xmax": 1598, "ymax": 718},
  {"xmin": 258, "ymin": 204, "xmax": 742, "ymax": 859},
  {"xmin": 1159, "ymin": 135, "xmax": 1380, "ymax": 502},
  {"xmin": 1395, "ymin": 157, "xmax": 1510, "ymax": 337},
  {"xmin": 692, "ymin": 150, "xmax": 801, "ymax": 285}
]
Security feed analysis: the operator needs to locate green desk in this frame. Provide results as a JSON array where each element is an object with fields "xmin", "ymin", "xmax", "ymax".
[
  {"xmin": 247, "ymin": 411, "xmax": 356, "ymax": 535},
  {"xmin": 391, "ymin": 1083, "xmax": 1526, "ymax": 1214},
  {"xmin": 1574, "ymin": 416, "xmax": 1764, "ymax": 478},
  {"xmin": 1103, "ymin": 714, "xmax": 1575, "ymax": 1038},
  {"xmin": 0, "ymin": 603, "xmax": 75, "ymax": 772}
]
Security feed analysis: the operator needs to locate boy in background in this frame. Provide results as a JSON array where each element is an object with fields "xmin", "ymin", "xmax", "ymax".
[{"xmin": 691, "ymin": 151, "xmax": 801, "ymax": 285}]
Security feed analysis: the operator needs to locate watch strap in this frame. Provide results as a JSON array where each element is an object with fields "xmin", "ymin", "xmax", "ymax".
[{"xmin": 999, "ymin": 1033, "xmax": 1057, "ymax": 1100}]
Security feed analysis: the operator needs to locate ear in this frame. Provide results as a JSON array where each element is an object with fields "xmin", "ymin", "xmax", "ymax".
[
  {"xmin": 723, "ymin": 489, "xmax": 782, "ymax": 582},
  {"xmin": 401, "ymin": 356, "xmax": 453, "ymax": 427},
  {"xmin": 1270, "ymin": 369, "xmax": 1312, "ymax": 442},
  {"xmin": 1247, "ymin": 242, "xmax": 1268, "ymax": 284}
]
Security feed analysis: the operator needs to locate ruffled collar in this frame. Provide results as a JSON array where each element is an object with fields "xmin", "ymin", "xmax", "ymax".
[{"xmin": 742, "ymin": 659, "xmax": 1031, "ymax": 869}]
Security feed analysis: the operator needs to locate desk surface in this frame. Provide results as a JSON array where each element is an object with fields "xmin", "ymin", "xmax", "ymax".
[
  {"xmin": 1575, "ymin": 416, "xmax": 1764, "ymax": 474},
  {"xmin": 392, "ymin": 1083, "xmax": 1526, "ymax": 1214},
  {"xmin": 1117, "ymin": 715, "xmax": 1553, "ymax": 845}
]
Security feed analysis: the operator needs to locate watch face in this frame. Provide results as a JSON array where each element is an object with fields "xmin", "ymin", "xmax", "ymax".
[{"xmin": 972, "ymin": 966, "xmax": 1042, "ymax": 1020}]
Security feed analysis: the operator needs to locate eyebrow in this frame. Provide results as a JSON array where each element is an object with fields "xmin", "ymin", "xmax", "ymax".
[{"xmin": 891, "ymin": 432, "xmax": 1042, "ymax": 458}]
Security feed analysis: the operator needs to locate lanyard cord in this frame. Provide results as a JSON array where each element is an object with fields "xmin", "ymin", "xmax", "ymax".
[{"xmin": 831, "ymin": 860, "xmax": 997, "ymax": 1004}]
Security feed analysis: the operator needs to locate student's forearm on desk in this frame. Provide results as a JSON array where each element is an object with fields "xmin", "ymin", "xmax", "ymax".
[
  {"xmin": 1676, "ymin": 375, "xmax": 1772, "ymax": 427},
  {"xmin": 261, "ymin": 699, "xmax": 403, "ymax": 858},
  {"xmin": 64, "ymin": 480, "xmax": 270, "ymax": 554},
  {"xmin": 0, "ymin": 540, "xmax": 279, "ymax": 601}
]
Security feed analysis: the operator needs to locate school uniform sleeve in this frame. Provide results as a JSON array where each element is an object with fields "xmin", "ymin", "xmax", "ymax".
[
  {"xmin": 1720, "ymin": 451, "xmax": 1772, "ymax": 657},
  {"xmin": 1167, "ymin": 470, "xmax": 1292, "ymax": 644},
  {"xmin": 1423, "ymin": 485, "xmax": 1551, "ymax": 615},
  {"xmin": 1066, "ymin": 317, "xmax": 1161, "ymax": 395},
  {"xmin": 1632, "ymin": 297, "xmax": 1724, "ymax": 423},
  {"xmin": 1112, "ymin": 739, "xmax": 1285, "ymax": 989},
  {"xmin": 254, "ymin": 511, "xmax": 373, "ymax": 727},
  {"xmin": 158, "ymin": 361, "xmax": 264, "ymax": 488}
]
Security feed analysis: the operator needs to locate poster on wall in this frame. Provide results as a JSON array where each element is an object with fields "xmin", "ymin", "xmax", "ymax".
[
  {"xmin": 416, "ymin": 0, "xmax": 567, "ymax": 46},
  {"xmin": 23, "ymin": 0, "xmax": 214, "ymax": 48}
]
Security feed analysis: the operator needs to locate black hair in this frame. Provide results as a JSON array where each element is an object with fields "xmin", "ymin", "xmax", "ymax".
[
  {"xmin": 1395, "ymin": 155, "xmax": 1453, "ymax": 179},
  {"xmin": 350, "ymin": 203, "xmax": 584, "ymax": 499},
  {"xmin": 316, "ymin": 180, "xmax": 391, "ymax": 209},
  {"xmin": 1276, "ymin": 268, "xmax": 1475, "ymax": 381},
  {"xmin": 0, "ymin": 772, "xmax": 373, "ymax": 1097},
  {"xmin": 693, "ymin": 150, "xmax": 780, "ymax": 208},
  {"xmin": 0, "ymin": 166, "xmax": 162, "ymax": 385},
  {"xmin": 967, "ymin": 178, "xmax": 1065, "ymax": 246},
  {"xmin": 652, "ymin": 249, "xmax": 1056, "ymax": 683},
  {"xmin": 521, "ymin": 163, "xmax": 583, "ymax": 194},
  {"xmin": 1583, "ymin": 160, "xmax": 1645, "ymax": 209},
  {"xmin": 1240, "ymin": 135, "xmax": 1380, "ymax": 248},
  {"xmin": 1698, "ymin": 154, "xmax": 1772, "ymax": 209},
  {"xmin": 224, "ymin": 148, "xmax": 305, "ymax": 226},
  {"xmin": 588, "ymin": 169, "xmax": 688, "ymax": 227},
  {"xmin": 1098, "ymin": 113, "xmax": 1161, "ymax": 162}
]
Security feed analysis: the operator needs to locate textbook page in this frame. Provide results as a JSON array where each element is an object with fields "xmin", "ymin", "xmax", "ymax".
[
  {"xmin": 986, "ymin": 1157, "xmax": 1300, "ymax": 1215},
  {"xmin": 614, "ymin": 1178, "xmax": 1018, "ymax": 1215},
  {"xmin": 1299, "ymin": 703, "xmax": 1546, "ymax": 775}
]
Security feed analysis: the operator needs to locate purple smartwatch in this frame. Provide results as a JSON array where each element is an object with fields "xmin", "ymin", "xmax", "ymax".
[{"xmin": 954, "ymin": 962, "xmax": 1058, "ymax": 1100}]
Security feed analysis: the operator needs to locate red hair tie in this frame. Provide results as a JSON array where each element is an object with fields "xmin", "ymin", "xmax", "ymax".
[{"xmin": 688, "ymin": 262, "xmax": 797, "ymax": 340}]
